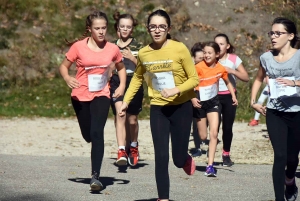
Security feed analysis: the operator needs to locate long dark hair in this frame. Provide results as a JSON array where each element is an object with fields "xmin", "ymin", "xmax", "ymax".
[
  {"xmin": 272, "ymin": 17, "xmax": 300, "ymax": 48},
  {"xmin": 147, "ymin": 9, "xmax": 171, "ymax": 39},
  {"xmin": 214, "ymin": 33, "xmax": 235, "ymax": 53},
  {"xmin": 65, "ymin": 11, "xmax": 108, "ymax": 46}
]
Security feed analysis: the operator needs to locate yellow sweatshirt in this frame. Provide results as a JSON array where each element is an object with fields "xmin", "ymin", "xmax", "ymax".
[{"xmin": 123, "ymin": 40, "xmax": 199, "ymax": 106}]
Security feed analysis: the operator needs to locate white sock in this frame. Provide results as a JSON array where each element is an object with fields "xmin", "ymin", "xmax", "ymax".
[
  {"xmin": 118, "ymin": 146, "xmax": 125, "ymax": 150},
  {"xmin": 131, "ymin": 142, "xmax": 138, "ymax": 147},
  {"xmin": 254, "ymin": 112, "xmax": 260, "ymax": 120}
]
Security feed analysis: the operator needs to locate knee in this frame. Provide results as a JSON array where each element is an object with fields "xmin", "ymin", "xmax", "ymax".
[
  {"xmin": 274, "ymin": 152, "xmax": 287, "ymax": 163},
  {"xmin": 90, "ymin": 130, "xmax": 104, "ymax": 142},
  {"xmin": 222, "ymin": 126, "xmax": 232, "ymax": 134},
  {"xmin": 83, "ymin": 136, "xmax": 91, "ymax": 143},
  {"xmin": 127, "ymin": 116, "xmax": 138, "ymax": 126},
  {"xmin": 128, "ymin": 119, "xmax": 138, "ymax": 126},
  {"xmin": 81, "ymin": 131, "xmax": 91, "ymax": 143},
  {"xmin": 155, "ymin": 151, "xmax": 169, "ymax": 164},
  {"xmin": 173, "ymin": 154, "xmax": 187, "ymax": 168},
  {"xmin": 209, "ymin": 131, "xmax": 218, "ymax": 139},
  {"xmin": 173, "ymin": 160, "xmax": 185, "ymax": 168},
  {"xmin": 116, "ymin": 115, "xmax": 126, "ymax": 123},
  {"xmin": 287, "ymin": 155, "xmax": 299, "ymax": 166}
]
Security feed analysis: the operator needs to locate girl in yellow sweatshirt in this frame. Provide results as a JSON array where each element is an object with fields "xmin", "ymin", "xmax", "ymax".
[{"xmin": 118, "ymin": 9, "xmax": 199, "ymax": 201}]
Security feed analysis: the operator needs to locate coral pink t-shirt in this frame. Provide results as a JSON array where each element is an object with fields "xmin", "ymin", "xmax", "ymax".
[{"xmin": 65, "ymin": 37, "xmax": 122, "ymax": 101}]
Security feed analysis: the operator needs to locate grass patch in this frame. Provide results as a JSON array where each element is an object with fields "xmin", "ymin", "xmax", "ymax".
[
  {"xmin": 0, "ymin": 77, "xmax": 259, "ymax": 122},
  {"xmin": 0, "ymin": 77, "xmax": 151, "ymax": 119}
]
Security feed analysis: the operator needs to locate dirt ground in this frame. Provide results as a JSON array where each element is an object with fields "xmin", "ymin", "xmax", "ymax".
[{"xmin": 0, "ymin": 117, "xmax": 273, "ymax": 165}]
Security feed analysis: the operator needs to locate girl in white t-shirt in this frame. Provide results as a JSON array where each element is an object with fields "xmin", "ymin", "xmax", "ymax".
[{"xmin": 214, "ymin": 33, "xmax": 249, "ymax": 167}]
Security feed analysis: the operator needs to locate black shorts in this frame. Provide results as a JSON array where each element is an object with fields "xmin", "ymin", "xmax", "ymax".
[
  {"xmin": 193, "ymin": 91, "xmax": 219, "ymax": 119},
  {"xmin": 109, "ymin": 74, "xmax": 144, "ymax": 115}
]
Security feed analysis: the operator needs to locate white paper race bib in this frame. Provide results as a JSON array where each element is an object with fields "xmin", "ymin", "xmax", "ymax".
[
  {"xmin": 199, "ymin": 83, "xmax": 218, "ymax": 101},
  {"xmin": 269, "ymin": 77, "xmax": 297, "ymax": 99},
  {"xmin": 88, "ymin": 73, "xmax": 108, "ymax": 92},
  {"xmin": 152, "ymin": 71, "xmax": 175, "ymax": 92},
  {"xmin": 218, "ymin": 78, "xmax": 228, "ymax": 91}
]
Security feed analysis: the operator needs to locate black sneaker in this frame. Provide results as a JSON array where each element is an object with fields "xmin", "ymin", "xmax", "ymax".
[
  {"xmin": 90, "ymin": 172, "xmax": 103, "ymax": 191},
  {"xmin": 285, "ymin": 183, "xmax": 298, "ymax": 201},
  {"xmin": 222, "ymin": 155, "xmax": 234, "ymax": 167}
]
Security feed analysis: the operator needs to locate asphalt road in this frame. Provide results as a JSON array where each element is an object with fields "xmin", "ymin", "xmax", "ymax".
[{"xmin": 0, "ymin": 154, "xmax": 299, "ymax": 201}]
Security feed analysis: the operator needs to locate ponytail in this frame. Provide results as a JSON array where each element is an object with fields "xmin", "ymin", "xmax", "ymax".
[{"xmin": 64, "ymin": 11, "xmax": 108, "ymax": 46}]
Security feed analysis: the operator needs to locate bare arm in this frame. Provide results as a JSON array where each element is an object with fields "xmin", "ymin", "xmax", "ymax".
[
  {"xmin": 226, "ymin": 63, "xmax": 249, "ymax": 82},
  {"xmin": 112, "ymin": 61, "xmax": 127, "ymax": 98},
  {"xmin": 59, "ymin": 58, "xmax": 79, "ymax": 89},
  {"xmin": 251, "ymin": 65, "xmax": 267, "ymax": 116}
]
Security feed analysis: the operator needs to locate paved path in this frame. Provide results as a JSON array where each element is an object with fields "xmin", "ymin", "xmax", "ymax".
[{"xmin": 1, "ymin": 154, "xmax": 299, "ymax": 201}]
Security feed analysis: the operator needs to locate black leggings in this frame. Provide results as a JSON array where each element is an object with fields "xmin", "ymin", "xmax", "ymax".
[
  {"xmin": 71, "ymin": 96, "xmax": 110, "ymax": 175},
  {"xmin": 150, "ymin": 101, "xmax": 193, "ymax": 199},
  {"xmin": 266, "ymin": 109, "xmax": 300, "ymax": 201},
  {"xmin": 218, "ymin": 94, "xmax": 237, "ymax": 152}
]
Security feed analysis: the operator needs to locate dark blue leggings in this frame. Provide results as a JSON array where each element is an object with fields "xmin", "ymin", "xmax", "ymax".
[
  {"xmin": 71, "ymin": 96, "xmax": 110, "ymax": 175},
  {"xmin": 266, "ymin": 109, "xmax": 300, "ymax": 201},
  {"xmin": 150, "ymin": 101, "xmax": 193, "ymax": 199}
]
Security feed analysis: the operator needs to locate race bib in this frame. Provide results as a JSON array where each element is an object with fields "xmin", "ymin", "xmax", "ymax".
[
  {"xmin": 269, "ymin": 77, "xmax": 297, "ymax": 99},
  {"xmin": 87, "ymin": 72, "xmax": 108, "ymax": 92},
  {"xmin": 199, "ymin": 83, "xmax": 218, "ymax": 101},
  {"xmin": 218, "ymin": 78, "xmax": 228, "ymax": 91},
  {"xmin": 152, "ymin": 71, "xmax": 175, "ymax": 92}
]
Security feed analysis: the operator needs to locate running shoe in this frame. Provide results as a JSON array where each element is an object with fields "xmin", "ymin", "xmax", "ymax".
[
  {"xmin": 191, "ymin": 149, "xmax": 202, "ymax": 157},
  {"xmin": 204, "ymin": 165, "xmax": 217, "ymax": 177},
  {"xmin": 183, "ymin": 154, "xmax": 196, "ymax": 175},
  {"xmin": 116, "ymin": 149, "xmax": 128, "ymax": 166},
  {"xmin": 90, "ymin": 172, "xmax": 103, "ymax": 191},
  {"xmin": 222, "ymin": 155, "xmax": 234, "ymax": 167},
  {"xmin": 285, "ymin": 183, "xmax": 298, "ymax": 201},
  {"xmin": 128, "ymin": 146, "xmax": 139, "ymax": 166},
  {"xmin": 248, "ymin": 119, "xmax": 259, "ymax": 126}
]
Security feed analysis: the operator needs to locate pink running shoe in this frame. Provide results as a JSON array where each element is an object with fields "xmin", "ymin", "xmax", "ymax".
[
  {"xmin": 183, "ymin": 154, "xmax": 195, "ymax": 175},
  {"xmin": 248, "ymin": 119, "xmax": 259, "ymax": 126}
]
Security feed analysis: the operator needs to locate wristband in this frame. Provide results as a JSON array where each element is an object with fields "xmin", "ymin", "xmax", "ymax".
[{"xmin": 292, "ymin": 80, "xmax": 296, "ymax": 87}]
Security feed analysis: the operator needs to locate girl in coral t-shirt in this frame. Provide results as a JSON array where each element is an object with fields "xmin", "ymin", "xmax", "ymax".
[
  {"xmin": 59, "ymin": 11, "xmax": 126, "ymax": 192},
  {"xmin": 192, "ymin": 41, "xmax": 238, "ymax": 177}
]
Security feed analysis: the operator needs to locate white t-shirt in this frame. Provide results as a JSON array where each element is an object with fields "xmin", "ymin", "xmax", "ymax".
[{"xmin": 218, "ymin": 54, "xmax": 242, "ymax": 93}]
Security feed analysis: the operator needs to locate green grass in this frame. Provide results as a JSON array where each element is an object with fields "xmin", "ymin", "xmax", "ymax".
[
  {"xmin": 0, "ymin": 77, "xmax": 151, "ymax": 119},
  {"xmin": 0, "ymin": 77, "xmax": 260, "ymax": 122},
  {"xmin": 0, "ymin": 78, "xmax": 74, "ymax": 117}
]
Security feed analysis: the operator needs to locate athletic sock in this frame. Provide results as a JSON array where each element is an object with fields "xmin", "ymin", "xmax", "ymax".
[
  {"xmin": 130, "ymin": 141, "xmax": 138, "ymax": 147},
  {"xmin": 286, "ymin": 177, "xmax": 295, "ymax": 186},
  {"xmin": 222, "ymin": 150, "xmax": 230, "ymax": 156},
  {"xmin": 118, "ymin": 146, "xmax": 126, "ymax": 150}
]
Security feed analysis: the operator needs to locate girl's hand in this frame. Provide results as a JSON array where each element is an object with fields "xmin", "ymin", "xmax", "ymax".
[
  {"xmin": 161, "ymin": 88, "xmax": 179, "ymax": 98},
  {"xmin": 232, "ymin": 98, "xmax": 238, "ymax": 105},
  {"xmin": 225, "ymin": 67, "xmax": 234, "ymax": 74},
  {"xmin": 252, "ymin": 103, "xmax": 267, "ymax": 116},
  {"xmin": 276, "ymin": 77, "xmax": 295, "ymax": 87},
  {"xmin": 122, "ymin": 47, "xmax": 134, "ymax": 61},
  {"xmin": 118, "ymin": 102, "xmax": 128, "ymax": 117},
  {"xmin": 64, "ymin": 76, "xmax": 80, "ymax": 89},
  {"xmin": 112, "ymin": 85, "xmax": 125, "ymax": 99},
  {"xmin": 191, "ymin": 98, "xmax": 201, "ymax": 108}
]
